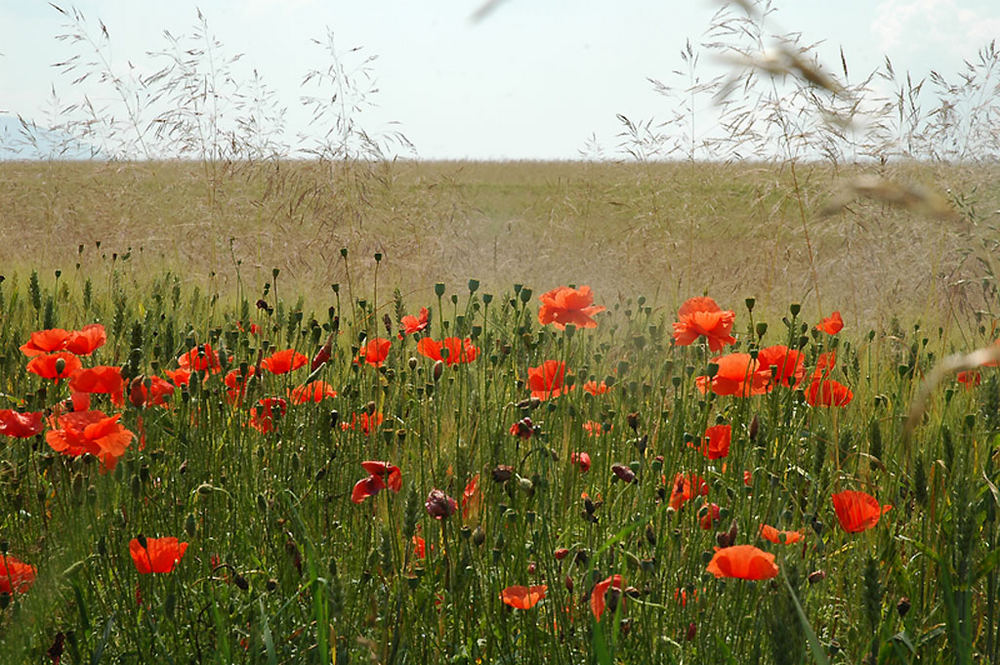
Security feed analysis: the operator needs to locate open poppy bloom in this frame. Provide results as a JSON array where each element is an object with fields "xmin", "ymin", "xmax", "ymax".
[
  {"xmin": 760, "ymin": 524, "xmax": 804, "ymax": 545},
  {"xmin": 164, "ymin": 368, "xmax": 193, "ymax": 387},
  {"xmin": 462, "ymin": 474, "xmax": 482, "ymax": 520},
  {"xmin": 755, "ymin": 345, "xmax": 806, "ymax": 389},
  {"xmin": 249, "ymin": 397, "xmax": 287, "ymax": 433},
  {"xmin": 832, "ymin": 490, "xmax": 891, "ymax": 533},
  {"xmin": 699, "ymin": 502, "xmax": 721, "ymax": 530},
  {"xmin": 351, "ymin": 459, "xmax": 402, "ymax": 504},
  {"xmin": 583, "ymin": 380, "xmax": 609, "ymax": 396},
  {"xmin": 0, "ymin": 554, "xmax": 37, "ymax": 594},
  {"xmin": 501, "ymin": 584, "xmax": 548, "ymax": 609},
  {"xmin": 696, "ymin": 424, "xmax": 731, "ymax": 460},
  {"xmin": 696, "ymin": 354, "xmax": 768, "ymax": 397},
  {"xmin": 527, "ymin": 360, "xmax": 574, "ymax": 400},
  {"xmin": 20, "ymin": 328, "xmax": 71, "ymax": 357},
  {"xmin": 570, "ymin": 451, "xmax": 592, "ymax": 472},
  {"xmin": 69, "ymin": 366, "xmax": 125, "ymax": 407},
  {"xmin": 65, "ymin": 324, "xmax": 107, "ymax": 355},
  {"xmin": 590, "ymin": 574, "xmax": 624, "ymax": 620},
  {"xmin": 0, "ymin": 409, "xmax": 44, "ymax": 438},
  {"xmin": 177, "ymin": 344, "xmax": 223, "ymax": 374},
  {"xmin": 509, "ymin": 417, "xmax": 535, "ymax": 439},
  {"xmin": 129, "ymin": 536, "xmax": 189, "ymax": 574},
  {"xmin": 417, "ymin": 337, "xmax": 479, "ymax": 365},
  {"xmin": 362, "ymin": 461, "xmax": 402, "ymax": 492},
  {"xmin": 27, "ymin": 352, "xmax": 82, "ymax": 381},
  {"xmin": 357, "ymin": 338, "xmax": 392, "ymax": 367},
  {"xmin": 340, "ymin": 411, "xmax": 384, "ymax": 434},
  {"xmin": 537, "ymin": 285, "xmax": 606, "ymax": 330},
  {"xmin": 400, "ymin": 307, "xmax": 429, "ymax": 336},
  {"xmin": 289, "ymin": 381, "xmax": 338, "ymax": 403},
  {"xmin": 956, "ymin": 370, "xmax": 982, "ymax": 388},
  {"xmin": 223, "ymin": 367, "xmax": 257, "ymax": 405},
  {"xmin": 128, "ymin": 376, "xmax": 175, "ymax": 408},
  {"xmin": 816, "ymin": 311, "xmax": 844, "ymax": 335},
  {"xmin": 583, "ymin": 421, "xmax": 606, "ymax": 436},
  {"xmin": 706, "ymin": 545, "xmax": 779, "ymax": 580},
  {"xmin": 261, "ymin": 349, "xmax": 308, "ymax": 374},
  {"xmin": 672, "ymin": 297, "xmax": 736, "ymax": 351},
  {"xmin": 668, "ymin": 472, "xmax": 710, "ymax": 510},
  {"xmin": 45, "ymin": 409, "xmax": 134, "ymax": 470},
  {"xmin": 805, "ymin": 379, "xmax": 853, "ymax": 407}
]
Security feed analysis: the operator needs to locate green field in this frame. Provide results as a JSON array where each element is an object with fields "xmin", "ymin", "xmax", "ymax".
[{"xmin": 0, "ymin": 159, "xmax": 999, "ymax": 664}]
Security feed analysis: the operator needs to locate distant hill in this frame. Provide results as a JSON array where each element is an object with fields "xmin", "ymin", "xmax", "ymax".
[{"xmin": 0, "ymin": 115, "xmax": 98, "ymax": 160}]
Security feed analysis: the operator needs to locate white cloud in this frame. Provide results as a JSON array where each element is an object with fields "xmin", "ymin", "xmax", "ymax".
[{"xmin": 873, "ymin": 0, "xmax": 1000, "ymax": 57}]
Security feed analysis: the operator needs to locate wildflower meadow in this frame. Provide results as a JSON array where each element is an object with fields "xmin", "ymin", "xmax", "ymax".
[{"xmin": 0, "ymin": 264, "xmax": 998, "ymax": 665}]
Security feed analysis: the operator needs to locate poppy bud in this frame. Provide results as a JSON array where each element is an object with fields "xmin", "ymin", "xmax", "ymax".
[
  {"xmin": 433, "ymin": 360, "xmax": 444, "ymax": 382},
  {"xmin": 685, "ymin": 622, "xmax": 697, "ymax": 641},
  {"xmin": 492, "ymin": 465, "xmax": 514, "ymax": 483},
  {"xmin": 565, "ymin": 575, "xmax": 574, "ymax": 592},
  {"xmin": 897, "ymin": 596, "xmax": 911, "ymax": 618},
  {"xmin": 645, "ymin": 523, "xmax": 656, "ymax": 545},
  {"xmin": 55, "ymin": 357, "xmax": 66, "ymax": 375},
  {"xmin": 527, "ymin": 562, "xmax": 536, "ymax": 574},
  {"xmin": 807, "ymin": 570, "xmax": 827, "ymax": 585},
  {"xmin": 627, "ymin": 412, "xmax": 640, "ymax": 432},
  {"xmin": 652, "ymin": 455, "xmax": 663, "ymax": 472},
  {"xmin": 611, "ymin": 463, "xmax": 636, "ymax": 483},
  {"xmin": 234, "ymin": 573, "xmax": 249, "ymax": 591},
  {"xmin": 554, "ymin": 548, "xmax": 569, "ymax": 560},
  {"xmin": 605, "ymin": 586, "xmax": 622, "ymax": 614},
  {"xmin": 749, "ymin": 415, "xmax": 759, "ymax": 441},
  {"xmin": 408, "ymin": 357, "xmax": 418, "ymax": 370},
  {"xmin": 472, "ymin": 525, "xmax": 486, "ymax": 546}
]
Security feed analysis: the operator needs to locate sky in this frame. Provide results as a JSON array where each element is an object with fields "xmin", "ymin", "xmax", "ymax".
[{"xmin": 2, "ymin": 0, "xmax": 1000, "ymax": 160}]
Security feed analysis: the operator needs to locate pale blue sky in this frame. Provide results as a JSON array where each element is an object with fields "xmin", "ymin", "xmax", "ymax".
[{"xmin": 2, "ymin": 0, "xmax": 999, "ymax": 159}]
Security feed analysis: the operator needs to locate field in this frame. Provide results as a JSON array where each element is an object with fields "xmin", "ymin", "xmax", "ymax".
[{"xmin": 1, "ymin": 158, "xmax": 1000, "ymax": 664}]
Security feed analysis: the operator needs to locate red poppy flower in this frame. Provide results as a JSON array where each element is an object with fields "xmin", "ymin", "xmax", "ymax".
[
  {"xmin": 811, "ymin": 352, "xmax": 837, "ymax": 380},
  {"xmin": 0, "ymin": 410, "xmax": 44, "ymax": 438},
  {"xmin": 27, "ymin": 352, "xmax": 82, "ymax": 381},
  {"xmin": 351, "ymin": 475, "xmax": 386, "ymax": 504},
  {"xmin": 501, "ymin": 584, "xmax": 548, "ymax": 609},
  {"xmin": 261, "ymin": 349, "xmax": 308, "ymax": 374},
  {"xmin": 743, "ymin": 470, "xmax": 753, "ymax": 487},
  {"xmin": 696, "ymin": 353, "xmax": 768, "ymax": 397},
  {"xmin": 583, "ymin": 420, "xmax": 607, "ymax": 436},
  {"xmin": 816, "ymin": 311, "xmax": 844, "ymax": 335},
  {"xmin": 289, "ymin": 381, "xmax": 338, "ymax": 403},
  {"xmin": 425, "ymin": 488, "xmax": 458, "ymax": 519},
  {"xmin": 45, "ymin": 410, "xmax": 134, "ymax": 470},
  {"xmin": 417, "ymin": 337, "xmax": 479, "ymax": 365},
  {"xmin": 583, "ymin": 380, "xmax": 609, "ymax": 396},
  {"xmin": 340, "ymin": 411, "xmax": 384, "ymax": 434},
  {"xmin": 65, "ymin": 324, "xmax": 107, "ymax": 355},
  {"xmin": 128, "ymin": 376, "xmax": 175, "ymax": 408},
  {"xmin": 957, "ymin": 370, "xmax": 981, "ymax": 388},
  {"xmin": 249, "ymin": 397, "xmax": 287, "ymax": 433},
  {"xmin": 509, "ymin": 417, "xmax": 535, "ymax": 439},
  {"xmin": 462, "ymin": 474, "xmax": 482, "ymax": 520},
  {"xmin": 0, "ymin": 554, "xmax": 37, "ymax": 594},
  {"xmin": 527, "ymin": 360, "xmax": 573, "ymax": 400},
  {"xmin": 706, "ymin": 545, "xmax": 779, "ymax": 580},
  {"xmin": 590, "ymin": 574, "xmax": 624, "ymax": 620},
  {"xmin": 20, "ymin": 328, "xmax": 71, "ymax": 357},
  {"xmin": 412, "ymin": 535, "xmax": 426, "ymax": 558},
  {"xmin": 805, "ymin": 380, "xmax": 853, "ymax": 407},
  {"xmin": 361, "ymin": 461, "xmax": 402, "ymax": 492},
  {"xmin": 755, "ymin": 345, "xmax": 806, "ymax": 389},
  {"xmin": 696, "ymin": 424, "xmax": 731, "ymax": 460},
  {"xmin": 570, "ymin": 451, "xmax": 592, "ymax": 472},
  {"xmin": 400, "ymin": 307, "xmax": 429, "ymax": 336},
  {"xmin": 357, "ymin": 338, "xmax": 391, "ymax": 367},
  {"xmin": 164, "ymin": 368, "xmax": 193, "ymax": 387},
  {"xmin": 129, "ymin": 536, "xmax": 189, "ymax": 574},
  {"xmin": 672, "ymin": 297, "xmax": 736, "ymax": 352},
  {"xmin": 759, "ymin": 524, "xmax": 804, "ymax": 544},
  {"xmin": 700, "ymin": 502, "xmax": 722, "ymax": 530},
  {"xmin": 537, "ymin": 285, "xmax": 606, "ymax": 330},
  {"xmin": 669, "ymin": 473, "xmax": 709, "ymax": 510},
  {"xmin": 831, "ymin": 490, "xmax": 892, "ymax": 533},
  {"xmin": 177, "ymin": 344, "xmax": 223, "ymax": 374},
  {"xmin": 69, "ymin": 366, "xmax": 125, "ymax": 407},
  {"xmin": 222, "ymin": 367, "xmax": 257, "ymax": 405}
]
